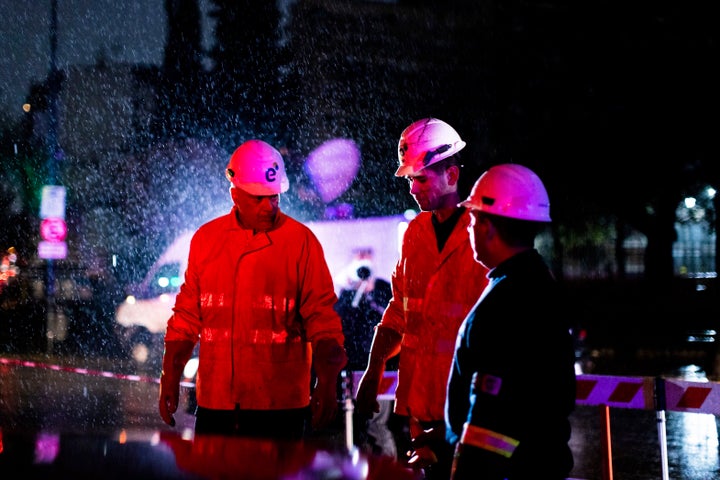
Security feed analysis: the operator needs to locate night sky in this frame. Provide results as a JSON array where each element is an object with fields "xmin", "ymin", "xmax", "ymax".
[{"xmin": 0, "ymin": 0, "xmax": 215, "ymax": 122}]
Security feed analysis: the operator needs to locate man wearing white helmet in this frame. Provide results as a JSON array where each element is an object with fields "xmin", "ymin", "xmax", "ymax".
[
  {"xmin": 356, "ymin": 118, "xmax": 489, "ymax": 479},
  {"xmin": 444, "ymin": 164, "xmax": 576, "ymax": 479},
  {"xmin": 159, "ymin": 139, "xmax": 347, "ymax": 439}
]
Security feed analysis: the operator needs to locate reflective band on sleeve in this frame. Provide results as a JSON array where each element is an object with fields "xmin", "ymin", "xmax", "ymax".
[
  {"xmin": 403, "ymin": 297, "xmax": 467, "ymax": 316},
  {"xmin": 459, "ymin": 423, "xmax": 519, "ymax": 459},
  {"xmin": 403, "ymin": 297, "xmax": 423, "ymax": 312}
]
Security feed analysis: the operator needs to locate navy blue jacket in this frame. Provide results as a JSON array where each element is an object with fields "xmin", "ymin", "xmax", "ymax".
[{"xmin": 445, "ymin": 249, "xmax": 576, "ymax": 479}]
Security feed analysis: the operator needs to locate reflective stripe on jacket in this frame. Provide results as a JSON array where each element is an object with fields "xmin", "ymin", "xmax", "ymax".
[
  {"xmin": 380, "ymin": 210, "xmax": 488, "ymax": 422},
  {"xmin": 165, "ymin": 209, "xmax": 345, "ymax": 410}
]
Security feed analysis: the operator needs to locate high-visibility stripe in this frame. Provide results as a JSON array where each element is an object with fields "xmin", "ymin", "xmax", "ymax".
[
  {"xmin": 459, "ymin": 423, "xmax": 519, "ymax": 458},
  {"xmin": 403, "ymin": 297, "xmax": 423, "ymax": 312},
  {"xmin": 248, "ymin": 329, "xmax": 302, "ymax": 344},
  {"xmin": 402, "ymin": 297, "xmax": 469, "ymax": 317}
]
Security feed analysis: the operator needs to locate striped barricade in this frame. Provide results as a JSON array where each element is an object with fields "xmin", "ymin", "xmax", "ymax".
[
  {"xmin": 661, "ymin": 377, "xmax": 720, "ymax": 415},
  {"xmin": 575, "ymin": 374, "xmax": 655, "ymax": 410}
]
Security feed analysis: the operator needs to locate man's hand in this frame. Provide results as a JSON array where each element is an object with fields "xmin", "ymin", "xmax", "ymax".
[
  {"xmin": 408, "ymin": 421, "xmax": 444, "ymax": 469},
  {"xmin": 310, "ymin": 377, "xmax": 338, "ymax": 429},
  {"xmin": 158, "ymin": 340, "xmax": 195, "ymax": 427},
  {"xmin": 159, "ymin": 372, "xmax": 181, "ymax": 427},
  {"xmin": 356, "ymin": 326, "xmax": 402, "ymax": 417},
  {"xmin": 311, "ymin": 339, "xmax": 348, "ymax": 429},
  {"xmin": 355, "ymin": 368, "xmax": 381, "ymax": 417}
]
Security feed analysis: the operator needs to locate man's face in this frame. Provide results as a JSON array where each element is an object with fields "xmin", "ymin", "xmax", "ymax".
[
  {"xmin": 405, "ymin": 166, "xmax": 455, "ymax": 212},
  {"xmin": 230, "ymin": 187, "xmax": 280, "ymax": 232},
  {"xmin": 468, "ymin": 210, "xmax": 490, "ymax": 267}
]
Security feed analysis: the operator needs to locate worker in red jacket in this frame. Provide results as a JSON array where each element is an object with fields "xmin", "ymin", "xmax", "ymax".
[
  {"xmin": 356, "ymin": 118, "xmax": 489, "ymax": 479},
  {"xmin": 159, "ymin": 139, "xmax": 347, "ymax": 439}
]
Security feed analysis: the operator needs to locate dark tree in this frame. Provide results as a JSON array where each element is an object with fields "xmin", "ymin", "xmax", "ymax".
[
  {"xmin": 206, "ymin": 0, "xmax": 289, "ymax": 147},
  {"xmin": 155, "ymin": 0, "xmax": 208, "ymax": 139}
]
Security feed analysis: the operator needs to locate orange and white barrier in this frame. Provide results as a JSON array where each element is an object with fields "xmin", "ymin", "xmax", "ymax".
[
  {"xmin": 661, "ymin": 377, "xmax": 720, "ymax": 415},
  {"xmin": 575, "ymin": 374, "xmax": 655, "ymax": 410}
]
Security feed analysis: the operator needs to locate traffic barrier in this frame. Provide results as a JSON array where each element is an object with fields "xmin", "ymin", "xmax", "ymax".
[
  {"xmin": 661, "ymin": 377, "xmax": 720, "ymax": 415},
  {"xmin": 575, "ymin": 374, "xmax": 655, "ymax": 410}
]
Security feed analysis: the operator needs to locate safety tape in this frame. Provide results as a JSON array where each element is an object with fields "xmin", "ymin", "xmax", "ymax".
[
  {"xmin": 0, "ymin": 357, "xmax": 195, "ymax": 388},
  {"xmin": 4, "ymin": 358, "xmax": 720, "ymax": 415}
]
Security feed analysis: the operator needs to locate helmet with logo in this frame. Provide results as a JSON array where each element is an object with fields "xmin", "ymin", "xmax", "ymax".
[
  {"xmin": 395, "ymin": 118, "xmax": 466, "ymax": 177},
  {"xmin": 225, "ymin": 140, "xmax": 289, "ymax": 195},
  {"xmin": 460, "ymin": 163, "xmax": 551, "ymax": 222}
]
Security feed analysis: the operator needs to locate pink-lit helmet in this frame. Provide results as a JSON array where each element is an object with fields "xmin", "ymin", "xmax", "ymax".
[
  {"xmin": 460, "ymin": 164, "xmax": 551, "ymax": 222},
  {"xmin": 225, "ymin": 140, "xmax": 289, "ymax": 195},
  {"xmin": 395, "ymin": 118, "xmax": 466, "ymax": 177}
]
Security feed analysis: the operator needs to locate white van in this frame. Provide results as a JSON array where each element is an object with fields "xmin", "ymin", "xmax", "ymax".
[
  {"xmin": 114, "ymin": 214, "xmax": 410, "ymax": 369},
  {"xmin": 114, "ymin": 231, "xmax": 193, "ymax": 369}
]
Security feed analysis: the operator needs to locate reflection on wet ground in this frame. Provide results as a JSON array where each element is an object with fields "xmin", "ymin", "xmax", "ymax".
[
  {"xmin": 0, "ymin": 354, "xmax": 719, "ymax": 479},
  {"xmin": 0, "ymin": 428, "xmax": 423, "ymax": 480}
]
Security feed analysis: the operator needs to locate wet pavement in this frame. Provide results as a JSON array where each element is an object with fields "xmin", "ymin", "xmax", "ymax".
[{"xmin": 0, "ymin": 353, "xmax": 719, "ymax": 479}]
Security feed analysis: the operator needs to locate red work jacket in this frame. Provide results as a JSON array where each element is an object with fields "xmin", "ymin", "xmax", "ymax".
[
  {"xmin": 380, "ymin": 210, "xmax": 488, "ymax": 422},
  {"xmin": 165, "ymin": 209, "xmax": 345, "ymax": 410}
]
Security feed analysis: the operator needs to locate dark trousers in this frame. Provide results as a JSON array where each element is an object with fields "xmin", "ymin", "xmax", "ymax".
[{"xmin": 194, "ymin": 406, "xmax": 310, "ymax": 440}]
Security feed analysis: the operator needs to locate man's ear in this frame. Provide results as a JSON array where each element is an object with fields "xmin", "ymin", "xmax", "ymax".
[{"xmin": 446, "ymin": 165, "xmax": 460, "ymax": 186}]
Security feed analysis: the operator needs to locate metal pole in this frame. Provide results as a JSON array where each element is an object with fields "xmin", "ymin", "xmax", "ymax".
[
  {"xmin": 654, "ymin": 377, "xmax": 670, "ymax": 480},
  {"xmin": 45, "ymin": 0, "xmax": 59, "ymax": 354},
  {"xmin": 342, "ymin": 369, "xmax": 355, "ymax": 451},
  {"xmin": 600, "ymin": 404, "xmax": 614, "ymax": 480}
]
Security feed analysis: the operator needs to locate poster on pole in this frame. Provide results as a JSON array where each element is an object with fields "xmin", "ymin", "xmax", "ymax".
[
  {"xmin": 40, "ymin": 185, "xmax": 66, "ymax": 219},
  {"xmin": 39, "ymin": 185, "xmax": 68, "ymax": 259},
  {"xmin": 38, "ymin": 241, "xmax": 67, "ymax": 260}
]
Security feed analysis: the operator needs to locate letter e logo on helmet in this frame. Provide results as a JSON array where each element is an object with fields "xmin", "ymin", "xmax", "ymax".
[{"xmin": 265, "ymin": 163, "xmax": 279, "ymax": 183}]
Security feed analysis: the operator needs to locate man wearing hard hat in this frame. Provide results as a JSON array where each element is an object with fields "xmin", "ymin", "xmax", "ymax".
[
  {"xmin": 356, "ymin": 118, "xmax": 489, "ymax": 479},
  {"xmin": 158, "ymin": 139, "xmax": 347, "ymax": 439},
  {"xmin": 445, "ymin": 164, "xmax": 576, "ymax": 479}
]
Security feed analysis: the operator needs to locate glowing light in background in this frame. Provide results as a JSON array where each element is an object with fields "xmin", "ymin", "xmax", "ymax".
[{"xmin": 304, "ymin": 138, "xmax": 361, "ymax": 204}]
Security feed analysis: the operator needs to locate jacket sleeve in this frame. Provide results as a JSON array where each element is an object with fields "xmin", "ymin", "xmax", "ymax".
[
  {"xmin": 298, "ymin": 230, "xmax": 345, "ymax": 347},
  {"xmin": 376, "ymin": 230, "xmax": 408, "ymax": 335},
  {"xmin": 165, "ymin": 231, "xmax": 203, "ymax": 343}
]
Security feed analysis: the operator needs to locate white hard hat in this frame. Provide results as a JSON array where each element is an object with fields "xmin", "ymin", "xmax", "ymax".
[
  {"xmin": 395, "ymin": 118, "xmax": 466, "ymax": 177},
  {"xmin": 460, "ymin": 164, "xmax": 551, "ymax": 222},
  {"xmin": 225, "ymin": 140, "xmax": 289, "ymax": 195}
]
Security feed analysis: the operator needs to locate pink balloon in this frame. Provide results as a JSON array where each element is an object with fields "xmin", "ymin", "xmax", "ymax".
[{"xmin": 304, "ymin": 138, "xmax": 361, "ymax": 203}]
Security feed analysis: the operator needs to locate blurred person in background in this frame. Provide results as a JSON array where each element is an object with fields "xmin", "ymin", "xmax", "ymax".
[
  {"xmin": 444, "ymin": 164, "xmax": 576, "ymax": 479},
  {"xmin": 158, "ymin": 139, "xmax": 347, "ymax": 440},
  {"xmin": 355, "ymin": 118, "xmax": 489, "ymax": 479},
  {"xmin": 334, "ymin": 257, "xmax": 396, "ymax": 457}
]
